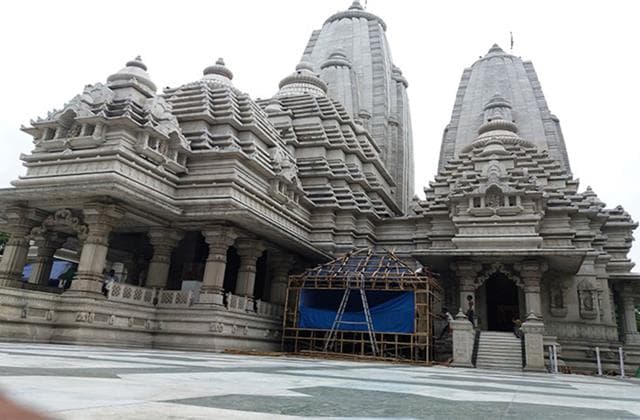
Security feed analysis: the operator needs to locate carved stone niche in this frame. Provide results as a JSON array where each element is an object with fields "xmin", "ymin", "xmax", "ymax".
[
  {"xmin": 548, "ymin": 278, "xmax": 568, "ymax": 318},
  {"xmin": 577, "ymin": 280, "xmax": 598, "ymax": 320}
]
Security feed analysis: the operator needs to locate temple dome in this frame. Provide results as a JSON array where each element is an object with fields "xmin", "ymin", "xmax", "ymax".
[
  {"xmin": 324, "ymin": 1, "xmax": 387, "ymax": 31},
  {"xmin": 276, "ymin": 62, "xmax": 328, "ymax": 97},
  {"xmin": 106, "ymin": 56, "xmax": 157, "ymax": 93},
  {"xmin": 202, "ymin": 58, "xmax": 234, "ymax": 87}
]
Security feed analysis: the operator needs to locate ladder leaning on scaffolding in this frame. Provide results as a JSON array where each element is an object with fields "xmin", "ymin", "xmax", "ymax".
[{"xmin": 323, "ymin": 272, "xmax": 379, "ymax": 356}]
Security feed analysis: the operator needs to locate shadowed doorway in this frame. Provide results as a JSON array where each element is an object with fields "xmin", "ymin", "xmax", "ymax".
[{"xmin": 485, "ymin": 273, "xmax": 519, "ymax": 331}]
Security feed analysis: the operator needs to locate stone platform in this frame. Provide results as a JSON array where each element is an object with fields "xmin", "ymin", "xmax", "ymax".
[{"xmin": 0, "ymin": 343, "xmax": 638, "ymax": 419}]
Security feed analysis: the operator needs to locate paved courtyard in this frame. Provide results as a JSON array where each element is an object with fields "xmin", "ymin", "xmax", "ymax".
[{"xmin": 0, "ymin": 343, "xmax": 637, "ymax": 419}]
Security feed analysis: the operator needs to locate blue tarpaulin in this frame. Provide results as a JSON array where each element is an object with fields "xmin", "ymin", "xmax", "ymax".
[
  {"xmin": 21, "ymin": 260, "xmax": 74, "ymax": 285},
  {"xmin": 298, "ymin": 289, "xmax": 414, "ymax": 333}
]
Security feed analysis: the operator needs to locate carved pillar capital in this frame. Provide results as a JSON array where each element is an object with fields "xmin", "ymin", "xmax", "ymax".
[
  {"xmin": 148, "ymin": 228, "xmax": 183, "ymax": 262},
  {"xmin": 82, "ymin": 203, "xmax": 125, "ymax": 245},
  {"xmin": 0, "ymin": 205, "xmax": 47, "ymax": 286},
  {"xmin": 269, "ymin": 249, "xmax": 296, "ymax": 304},
  {"xmin": 450, "ymin": 260, "xmax": 481, "ymax": 289},
  {"xmin": 202, "ymin": 225, "xmax": 238, "ymax": 257},
  {"xmin": 236, "ymin": 238, "xmax": 266, "ymax": 267}
]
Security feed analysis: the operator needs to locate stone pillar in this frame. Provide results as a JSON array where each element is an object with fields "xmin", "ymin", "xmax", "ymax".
[
  {"xmin": 269, "ymin": 250, "xmax": 295, "ymax": 305},
  {"xmin": 452, "ymin": 261, "xmax": 480, "ymax": 324},
  {"xmin": 146, "ymin": 228, "xmax": 183, "ymax": 289},
  {"xmin": 235, "ymin": 238, "xmax": 266, "ymax": 299},
  {"xmin": 450, "ymin": 309, "xmax": 475, "ymax": 368},
  {"xmin": 621, "ymin": 286, "xmax": 640, "ymax": 344},
  {"xmin": 518, "ymin": 260, "xmax": 548, "ymax": 320},
  {"xmin": 517, "ymin": 260, "xmax": 547, "ymax": 371},
  {"xmin": 29, "ymin": 232, "xmax": 66, "ymax": 285},
  {"xmin": 521, "ymin": 318, "xmax": 545, "ymax": 371},
  {"xmin": 199, "ymin": 226, "xmax": 238, "ymax": 305},
  {"xmin": 0, "ymin": 206, "xmax": 44, "ymax": 287},
  {"xmin": 67, "ymin": 203, "xmax": 124, "ymax": 296}
]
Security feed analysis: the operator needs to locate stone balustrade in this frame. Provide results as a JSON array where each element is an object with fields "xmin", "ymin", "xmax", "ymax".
[
  {"xmin": 104, "ymin": 285, "xmax": 283, "ymax": 319},
  {"xmin": 256, "ymin": 299, "xmax": 284, "ymax": 318},
  {"xmin": 225, "ymin": 292, "xmax": 251, "ymax": 312},
  {"xmin": 223, "ymin": 292, "xmax": 283, "ymax": 319},
  {"xmin": 107, "ymin": 283, "xmax": 156, "ymax": 307},
  {"xmin": 157, "ymin": 289, "xmax": 196, "ymax": 307}
]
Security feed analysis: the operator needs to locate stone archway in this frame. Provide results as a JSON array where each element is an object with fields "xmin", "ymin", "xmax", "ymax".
[
  {"xmin": 474, "ymin": 263, "xmax": 524, "ymax": 331},
  {"xmin": 485, "ymin": 272, "xmax": 520, "ymax": 331}
]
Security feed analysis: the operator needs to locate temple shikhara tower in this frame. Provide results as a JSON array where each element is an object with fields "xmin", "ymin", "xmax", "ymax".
[{"xmin": 0, "ymin": 1, "xmax": 638, "ymax": 373}]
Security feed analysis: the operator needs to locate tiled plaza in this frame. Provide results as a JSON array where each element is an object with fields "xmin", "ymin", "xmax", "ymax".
[{"xmin": 0, "ymin": 343, "xmax": 637, "ymax": 419}]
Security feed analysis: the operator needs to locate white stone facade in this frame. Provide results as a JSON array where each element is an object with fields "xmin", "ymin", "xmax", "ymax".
[{"xmin": 0, "ymin": 1, "xmax": 638, "ymax": 372}]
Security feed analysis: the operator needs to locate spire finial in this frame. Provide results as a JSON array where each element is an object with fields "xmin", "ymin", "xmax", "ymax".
[
  {"xmin": 349, "ymin": 0, "xmax": 364, "ymax": 10},
  {"xmin": 126, "ymin": 56, "xmax": 147, "ymax": 71}
]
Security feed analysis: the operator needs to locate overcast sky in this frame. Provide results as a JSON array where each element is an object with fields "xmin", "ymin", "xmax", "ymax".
[{"xmin": 1, "ymin": 0, "xmax": 639, "ymax": 265}]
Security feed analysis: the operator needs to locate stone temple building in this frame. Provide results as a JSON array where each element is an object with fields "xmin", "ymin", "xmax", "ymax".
[{"xmin": 0, "ymin": 1, "xmax": 638, "ymax": 373}]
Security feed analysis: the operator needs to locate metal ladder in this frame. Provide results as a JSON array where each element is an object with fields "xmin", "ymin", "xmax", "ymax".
[{"xmin": 323, "ymin": 273, "xmax": 379, "ymax": 356}]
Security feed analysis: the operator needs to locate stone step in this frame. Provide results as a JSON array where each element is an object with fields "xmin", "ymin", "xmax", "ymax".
[
  {"xmin": 474, "ymin": 331, "xmax": 523, "ymax": 372},
  {"xmin": 478, "ymin": 343, "xmax": 521, "ymax": 348},
  {"xmin": 477, "ymin": 350, "xmax": 522, "ymax": 356},
  {"xmin": 479, "ymin": 337, "xmax": 520, "ymax": 342},
  {"xmin": 477, "ymin": 356, "xmax": 523, "ymax": 363},
  {"xmin": 476, "ymin": 358, "xmax": 523, "ymax": 365},
  {"xmin": 476, "ymin": 363, "xmax": 523, "ymax": 371}
]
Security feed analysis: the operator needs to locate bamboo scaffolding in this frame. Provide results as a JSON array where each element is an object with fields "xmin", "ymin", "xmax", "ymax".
[{"xmin": 282, "ymin": 249, "xmax": 441, "ymax": 364}]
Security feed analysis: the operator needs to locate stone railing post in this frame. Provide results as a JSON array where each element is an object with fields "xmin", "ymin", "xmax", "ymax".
[
  {"xmin": 451, "ymin": 309, "xmax": 475, "ymax": 368},
  {"xmin": 29, "ymin": 232, "xmax": 67, "ymax": 286},
  {"xmin": 198, "ymin": 225, "xmax": 238, "ymax": 305},
  {"xmin": 521, "ymin": 318, "xmax": 546, "ymax": 371},
  {"xmin": 235, "ymin": 238, "xmax": 266, "ymax": 302},
  {"xmin": 0, "ymin": 206, "xmax": 45, "ymax": 287},
  {"xmin": 269, "ymin": 250, "xmax": 295, "ymax": 305},
  {"xmin": 67, "ymin": 203, "xmax": 124, "ymax": 296},
  {"xmin": 145, "ymin": 228, "xmax": 183, "ymax": 289}
]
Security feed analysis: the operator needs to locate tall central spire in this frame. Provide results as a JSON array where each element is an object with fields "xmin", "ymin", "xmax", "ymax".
[
  {"xmin": 438, "ymin": 44, "xmax": 571, "ymax": 173},
  {"xmin": 301, "ymin": 2, "xmax": 414, "ymax": 213}
]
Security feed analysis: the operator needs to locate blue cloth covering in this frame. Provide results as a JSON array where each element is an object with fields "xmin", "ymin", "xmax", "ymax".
[{"xmin": 298, "ymin": 289, "xmax": 414, "ymax": 333}]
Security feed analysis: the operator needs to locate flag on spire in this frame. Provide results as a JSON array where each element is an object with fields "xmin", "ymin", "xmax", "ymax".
[{"xmin": 510, "ymin": 32, "xmax": 514, "ymax": 51}]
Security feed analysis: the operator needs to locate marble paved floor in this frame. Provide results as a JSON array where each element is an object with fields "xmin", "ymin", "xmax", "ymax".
[{"xmin": 0, "ymin": 343, "xmax": 637, "ymax": 419}]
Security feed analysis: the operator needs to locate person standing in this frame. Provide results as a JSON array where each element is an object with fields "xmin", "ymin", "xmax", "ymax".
[{"xmin": 438, "ymin": 308, "xmax": 454, "ymax": 339}]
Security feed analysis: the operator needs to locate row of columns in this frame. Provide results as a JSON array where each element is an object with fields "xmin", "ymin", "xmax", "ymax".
[
  {"xmin": 0, "ymin": 205, "xmax": 296, "ymax": 307},
  {"xmin": 196, "ymin": 226, "xmax": 294, "ymax": 306}
]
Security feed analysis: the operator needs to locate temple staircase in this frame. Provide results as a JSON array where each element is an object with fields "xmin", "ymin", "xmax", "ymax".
[{"xmin": 475, "ymin": 331, "xmax": 523, "ymax": 371}]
